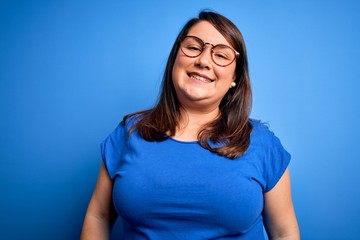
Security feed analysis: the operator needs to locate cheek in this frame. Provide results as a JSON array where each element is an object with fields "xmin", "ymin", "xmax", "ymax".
[
  {"xmin": 218, "ymin": 67, "xmax": 236, "ymax": 83},
  {"xmin": 172, "ymin": 58, "xmax": 180, "ymax": 83},
  {"xmin": 172, "ymin": 55, "xmax": 189, "ymax": 82}
]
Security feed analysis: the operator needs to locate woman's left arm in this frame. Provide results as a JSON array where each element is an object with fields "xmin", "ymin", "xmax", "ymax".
[{"xmin": 263, "ymin": 168, "xmax": 300, "ymax": 240}]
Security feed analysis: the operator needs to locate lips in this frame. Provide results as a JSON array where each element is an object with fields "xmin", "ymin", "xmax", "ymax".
[{"xmin": 188, "ymin": 72, "xmax": 214, "ymax": 83}]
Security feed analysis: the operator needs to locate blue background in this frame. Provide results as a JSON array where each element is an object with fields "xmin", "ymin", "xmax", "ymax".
[{"xmin": 1, "ymin": 0, "xmax": 359, "ymax": 239}]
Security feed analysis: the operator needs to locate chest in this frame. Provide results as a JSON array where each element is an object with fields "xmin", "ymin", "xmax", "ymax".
[{"xmin": 112, "ymin": 138, "xmax": 266, "ymax": 233}]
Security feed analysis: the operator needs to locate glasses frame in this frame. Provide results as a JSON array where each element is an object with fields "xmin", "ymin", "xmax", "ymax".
[{"xmin": 179, "ymin": 35, "xmax": 240, "ymax": 67}]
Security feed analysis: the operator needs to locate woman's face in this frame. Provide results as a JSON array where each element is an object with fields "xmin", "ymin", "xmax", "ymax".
[{"xmin": 172, "ymin": 21, "xmax": 236, "ymax": 112}]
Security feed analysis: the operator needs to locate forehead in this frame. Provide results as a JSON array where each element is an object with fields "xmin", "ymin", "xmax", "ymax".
[{"xmin": 187, "ymin": 21, "xmax": 231, "ymax": 46}]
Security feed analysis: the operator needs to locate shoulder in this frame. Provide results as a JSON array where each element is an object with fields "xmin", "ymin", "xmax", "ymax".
[
  {"xmin": 102, "ymin": 113, "xmax": 144, "ymax": 145},
  {"xmin": 249, "ymin": 119, "xmax": 273, "ymax": 141},
  {"xmin": 121, "ymin": 112, "xmax": 145, "ymax": 132},
  {"xmin": 248, "ymin": 119, "xmax": 289, "ymax": 155}
]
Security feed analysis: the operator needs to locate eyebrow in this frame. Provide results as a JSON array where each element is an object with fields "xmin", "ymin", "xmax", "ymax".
[{"xmin": 188, "ymin": 35, "xmax": 230, "ymax": 46}]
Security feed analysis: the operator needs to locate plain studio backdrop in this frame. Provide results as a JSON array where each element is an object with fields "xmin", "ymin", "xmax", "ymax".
[{"xmin": 1, "ymin": 0, "xmax": 359, "ymax": 239}]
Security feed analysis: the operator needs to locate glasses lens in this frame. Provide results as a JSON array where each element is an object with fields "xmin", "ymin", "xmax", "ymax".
[
  {"xmin": 212, "ymin": 45, "xmax": 236, "ymax": 66},
  {"xmin": 180, "ymin": 37, "xmax": 203, "ymax": 57}
]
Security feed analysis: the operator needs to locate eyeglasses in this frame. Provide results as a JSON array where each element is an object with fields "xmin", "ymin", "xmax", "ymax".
[{"xmin": 179, "ymin": 35, "xmax": 239, "ymax": 67}]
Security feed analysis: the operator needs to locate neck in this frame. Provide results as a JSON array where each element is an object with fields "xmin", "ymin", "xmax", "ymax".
[{"xmin": 172, "ymin": 106, "xmax": 220, "ymax": 141}]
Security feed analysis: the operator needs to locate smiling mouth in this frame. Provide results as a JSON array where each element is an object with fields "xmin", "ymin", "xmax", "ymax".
[{"xmin": 188, "ymin": 73, "xmax": 214, "ymax": 83}]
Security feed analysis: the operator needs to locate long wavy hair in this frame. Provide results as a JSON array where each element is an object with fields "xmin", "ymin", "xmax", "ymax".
[{"xmin": 124, "ymin": 11, "xmax": 252, "ymax": 159}]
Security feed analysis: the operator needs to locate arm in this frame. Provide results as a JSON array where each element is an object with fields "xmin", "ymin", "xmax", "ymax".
[
  {"xmin": 263, "ymin": 168, "xmax": 300, "ymax": 240},
  {"xmin": 81, "ymin": 163, "xmax": 117, "ymax": 240}
]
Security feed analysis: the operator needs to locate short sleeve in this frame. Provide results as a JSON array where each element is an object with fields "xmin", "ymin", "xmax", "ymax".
[
  {"xmin": 250, "ymin": 120, "xmax": 291, "ymax": 192},
  {"xmin": 100, "ymin": 123, "xmax": 126, "ymax": 180},
  {"xmin": 264, "ymin": 128, "xmax": 291, "ymax": 192}
]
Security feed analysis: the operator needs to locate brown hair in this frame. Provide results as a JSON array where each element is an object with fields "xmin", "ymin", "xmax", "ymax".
[{"xmin": 124, "ymin": 11, "xmax": 252, "ymax": 159}]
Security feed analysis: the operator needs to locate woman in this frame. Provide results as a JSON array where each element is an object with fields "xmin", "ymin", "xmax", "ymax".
[{"xmin": 81, "ymin": 11, "xmax": 300, "ymax": 239}]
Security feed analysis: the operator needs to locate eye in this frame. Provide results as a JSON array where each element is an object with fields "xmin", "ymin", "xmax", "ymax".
[
  {"xmin": 185, "ymin": 44, "xmax": 202, "ymax": 52},
  {"xmin": 213, "ymin": 51, "xmax": 230, "ymax": 60},
  {"xmin": 214, "ymin": 52, "xmax": 229, "ymax": 60},
  {"xmin": 213, "ymin": 45, "xmax": 234, "ymax": 61}
]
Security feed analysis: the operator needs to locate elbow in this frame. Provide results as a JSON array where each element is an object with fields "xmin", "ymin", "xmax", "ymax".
[{"xmin": 268, "ymin": 229, "xmax": 300, "ymax": 240}]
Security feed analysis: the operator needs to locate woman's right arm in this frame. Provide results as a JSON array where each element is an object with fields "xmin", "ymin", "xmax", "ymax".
[{"xmin": 81, "ymin": 162, "xmax": 117, "ymax": 240}]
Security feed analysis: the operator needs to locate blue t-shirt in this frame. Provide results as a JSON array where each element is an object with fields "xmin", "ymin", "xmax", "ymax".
[{"xmin": 101, "ymin": 117, "xmax": 290, "ymax": 240}]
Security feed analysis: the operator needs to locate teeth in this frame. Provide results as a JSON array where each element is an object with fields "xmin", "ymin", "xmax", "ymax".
[{"xmin": 190, "ymin": 74, "xmax": 212, "ymax": 83}]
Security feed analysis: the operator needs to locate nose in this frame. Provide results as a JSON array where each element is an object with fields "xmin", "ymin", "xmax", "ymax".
[{"xmin": 195, "ymin": 44, "xmax": 213, "ymax": 69}]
